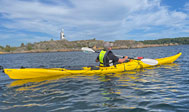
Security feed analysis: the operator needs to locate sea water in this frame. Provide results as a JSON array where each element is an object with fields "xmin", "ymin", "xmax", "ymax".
[{"xmin": 0, "ymin": 45, "xmax": 188, "ymax": 112}]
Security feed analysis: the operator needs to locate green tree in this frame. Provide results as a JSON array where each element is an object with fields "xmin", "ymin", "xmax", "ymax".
[
  {"xmin": 0, "ymin": 45, "xmax": 4, "ymax": 49},
  {"xmin": 4, "ymin": 45, "xmax": 11, "ymax": 52},
  {"xmin": 26, "ymin": 43, "xmax": 33, "ymax": 50},
  {"xmin": 20, "ymin": 43, "xmax": 25, "ymax": 47}
]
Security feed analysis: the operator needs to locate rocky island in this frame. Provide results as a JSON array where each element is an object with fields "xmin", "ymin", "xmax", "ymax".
[{"xmin": 0, "ymin": 37, "xmax": 188, "ymax": 54}]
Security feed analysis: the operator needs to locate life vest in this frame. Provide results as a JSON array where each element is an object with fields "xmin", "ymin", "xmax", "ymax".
[{"xmin": 99, "ymin": 50, "xmax": 113, "ymax": 67}]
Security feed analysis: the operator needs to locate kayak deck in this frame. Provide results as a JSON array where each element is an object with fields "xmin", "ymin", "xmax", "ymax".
[{"xmin": 4, "ymin": 52, "xmax": 182, "ymax": 79}]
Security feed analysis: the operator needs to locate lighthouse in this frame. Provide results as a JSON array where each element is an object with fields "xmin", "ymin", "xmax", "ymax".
[{"xmin": 60, "ymin": 29, "xmax": 65, "ymax": 40}]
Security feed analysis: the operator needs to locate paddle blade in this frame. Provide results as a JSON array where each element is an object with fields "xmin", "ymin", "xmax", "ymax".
[
  {"xmin": 141, "ymin": 59, "xmax": 158, "ymax": 65},
  {"xmin": 81, "ymin": 47, "xmax": 95, "ymax": 53}
]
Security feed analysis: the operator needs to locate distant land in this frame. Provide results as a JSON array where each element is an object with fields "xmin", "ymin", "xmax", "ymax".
[{"xmin": 0, "ymin": 37, "xmax": 188, "ymax": 54}]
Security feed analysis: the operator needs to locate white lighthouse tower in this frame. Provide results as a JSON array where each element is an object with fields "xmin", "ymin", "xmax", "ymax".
[{"xmin": 60, "ymin": 28, "xmax": 65, "ymax": 40}]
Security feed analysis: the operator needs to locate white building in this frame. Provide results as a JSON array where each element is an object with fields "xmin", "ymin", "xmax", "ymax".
[{"xmin": 60, "ymin": 29, "xmax": 65, "ymax": 40}]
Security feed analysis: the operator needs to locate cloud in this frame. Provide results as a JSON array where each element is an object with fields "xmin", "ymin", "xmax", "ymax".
[
  {"xmin": 0, "ymin": 0, "xmax": 188, "ymax": 46},
  {"xmin": 123, "ymin": 9, "xmax": 187, "ymax": 29},
  {"xmin": 0, "ymin": 0, "xmax": 69, "ymax": 19},
  {"xmin": 0, "ymin": 31, "xmax": 52, "ymax": 46},
  {"xmin": 184, "ymin": 2, "xmax": 189, "ymax": 11}
]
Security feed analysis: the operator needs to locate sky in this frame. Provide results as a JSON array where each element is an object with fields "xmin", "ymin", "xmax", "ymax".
[{"xmin": 0, "ymin": 0, "xmax": 189, "ymax": 46}]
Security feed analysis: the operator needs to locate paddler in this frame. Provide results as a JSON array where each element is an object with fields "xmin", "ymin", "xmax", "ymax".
[{"xmin": 96, "ymin": 42, "xmax": 128, "ymax": 67}]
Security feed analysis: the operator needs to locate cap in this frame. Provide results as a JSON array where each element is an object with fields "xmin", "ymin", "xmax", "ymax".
[{"xmin": 104, "ymin": 42, "xmax": 113, "ymax": 50}]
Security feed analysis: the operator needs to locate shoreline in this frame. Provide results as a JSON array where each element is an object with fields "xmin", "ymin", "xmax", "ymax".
[
  {"xmin": 0, "ymin": 49, "xmax": 81, "ymax": 54},
  {"xmin": 0, "ymin": 44, "xmax": 181, "ymax": 55}
]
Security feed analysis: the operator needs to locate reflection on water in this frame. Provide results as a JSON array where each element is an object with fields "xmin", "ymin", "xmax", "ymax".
[{"xmin": 8, "ymin": 74, "xmax": 93, "ymax": 91}]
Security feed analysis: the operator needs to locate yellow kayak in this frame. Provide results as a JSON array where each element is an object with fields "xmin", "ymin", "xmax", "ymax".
[{"xmin": 3, "ymin": 52, "xmax": 182, "ymax": 79}]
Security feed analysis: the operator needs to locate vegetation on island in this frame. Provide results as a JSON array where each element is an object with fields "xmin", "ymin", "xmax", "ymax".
[
  {"xmin": 140, "ymin": 37, "xmax": 189, "ymax": 45},
  {"xmin": 0, "ymin": 37, "xmax": 188, "ymax": 54}
]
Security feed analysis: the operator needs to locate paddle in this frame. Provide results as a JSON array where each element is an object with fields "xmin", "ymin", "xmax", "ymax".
[{"xmin": 81, "ymin": 47, "xmax": 158, "ymax": 66}]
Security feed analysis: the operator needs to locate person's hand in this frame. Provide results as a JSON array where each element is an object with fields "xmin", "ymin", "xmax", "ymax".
[{"xmin": 124, "ymin": 56, "xmax": 128, "ymax": 59}]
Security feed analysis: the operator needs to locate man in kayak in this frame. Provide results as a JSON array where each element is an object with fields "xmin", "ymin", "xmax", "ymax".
[{"xmin": 96, "ymin": 42, "xmax": 128, "ymax": 67}]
